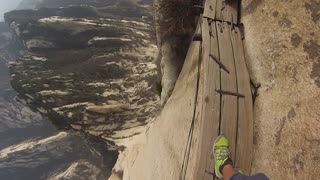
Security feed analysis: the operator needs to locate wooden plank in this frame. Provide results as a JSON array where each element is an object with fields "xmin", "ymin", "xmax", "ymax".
[
  {"xmin": 216, "ymin": 21, "xmax": 238, "ymax": 161},
  {"xmin": 191, "ymin": 18, "xmax": 209, "ymax": 180},
  {"xmin": 202, "ymin": 20, "xmax": 221, "ymax": 180},
  {"xmin": 230, "ymin": 26, "xmax": 253, "ymax": 174},
  {"xmin": 216, "ymin": 0, "xmax": 230, "ymax": 22},
  {"xmin": 215, "ymin": 0, "xmax": 238, "ymax": 24},
  {"xmin": 192, "ymin": 18, "xmax": 217, "ymax": 179},
  {"xmin": 203, "ymin": 0, "xmax": 217, "ymax": 20},
  {"xmin": 226, "ymin": 0, "xmax": 239, "ymax": 24},
  {"xmin": 215, "ymin": 0, "xmax": 225, "ymax": 21}
]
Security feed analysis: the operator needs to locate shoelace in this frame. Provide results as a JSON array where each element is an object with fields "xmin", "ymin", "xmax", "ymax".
[{"xmin": 214, "ymin": 147, "xmax": 230, "ymax": 161}]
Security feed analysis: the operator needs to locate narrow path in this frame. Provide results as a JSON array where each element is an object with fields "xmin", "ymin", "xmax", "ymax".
[{"xmin": 193, "ymin": 0, "xmax": 253, "ymax": 179}]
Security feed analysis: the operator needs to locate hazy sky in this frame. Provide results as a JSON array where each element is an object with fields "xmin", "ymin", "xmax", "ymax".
[{"xmin": 0, "ymin": 0, "xmax": 22, "ymax": 21}]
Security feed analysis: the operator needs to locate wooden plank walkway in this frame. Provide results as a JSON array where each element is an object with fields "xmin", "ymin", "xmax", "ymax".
[
  {"xmin": 193, "ymin": 0, "xmax": 253, "ymax": 179},
  {"xmin": 204, "ymin": 0, "xmax": 239, "ymax": 24}
]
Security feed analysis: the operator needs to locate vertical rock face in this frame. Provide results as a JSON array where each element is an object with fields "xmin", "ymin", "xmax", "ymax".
[
  {"xmin": 6, "ymin": 0, "xmax": 160, "ymax": 146},
  {"xmin": 241, "ymin": 0, "xmax": 320, "ymax": 178},
  {"xmin": 153, "ymin": 0, "xmax": 200, "ymax": 104},
  {"xmin": 113, "ymin": 34, "xmax": 203, "ymax": 180},
  {"xmin": 0, "ymin": 22, "xmax": 24, "ymax": 63}
]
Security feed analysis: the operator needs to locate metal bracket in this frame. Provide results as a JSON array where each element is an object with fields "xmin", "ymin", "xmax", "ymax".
[
  {"xmin": 230, "ymin": 15, "xmax": 235, "ymax": 31},
  {"xmin": 216, "ymin": 89, "xmax": 245, "ymax": 98},
  {"xmin": 209, "ymin": 54, "xmax": 230, "ymax": 73},
  {"xmin": 239, "ymin": 23, "xmax": 245, "ymax": 40},
  {"xmin": 250, "ymin": 79, "xmax": 261, "ymax": 104}
]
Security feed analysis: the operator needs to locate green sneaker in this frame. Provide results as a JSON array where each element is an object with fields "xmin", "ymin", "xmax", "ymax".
[{"xmin": 213, "ymin": 135, "xmax": 230, "ymax": 179}]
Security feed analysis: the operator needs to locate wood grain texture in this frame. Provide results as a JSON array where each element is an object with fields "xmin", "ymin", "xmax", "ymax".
[
  {"xmin": 202, "ymin": 20, "xmax": 222, "ymax": 180},
  {"xmin": 193, "ymin": 18, "xmax": 218, "ymax": 180},
  {"xmin": 230, "ymin": 26, "xmax": 253, "ymax": 175},
  {"xmin": 226, "ymin": 0, "xmax": 239, "ymax": 24},
  {"xmin": 217, "ymin": 21, "xmax": 238, "ymax": 161},
  {"xmin": 203, "ymin": 0, "xmax": 217, "ymax": 20},
  {"xmin": 215, "ymin": 0, "xmax": 224, "ymax": 21},
  {"xmin": 193, "ymin": 1, "xmax": 253, "ymax": 179},
  {"xmin": 215, "ymin": 0, "xmax": 238, "ymax": 24}
]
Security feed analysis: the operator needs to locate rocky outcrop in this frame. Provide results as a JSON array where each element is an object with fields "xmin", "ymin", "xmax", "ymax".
[
  {"xmin": 153, "ymin": 0, "xmax": 200, "ymax": 104},
  {"xmin": 17, "ymin": 0, "xmax": 152, "ymax": 10},
  {"xmin": 0, "ymin": 132, "xmax": 117, "ymax": 180},
  {"xmin": 113, "ymin": 35, "xmax": 203, "ymax": 179},
  {"xmin": 0, "ymin": 22, "xmax": 24, "ymax": 63},
  {"xmin": 6, "ymin": 0, "xmax": 160, "ymax": 147},
  {"xmin": 241, "ymin": 0, "xmax": 320, "ymax": 178}
]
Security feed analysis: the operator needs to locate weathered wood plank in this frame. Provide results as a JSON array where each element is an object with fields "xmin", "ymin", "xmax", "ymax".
[
  {"xmin": 215, "ymin": 0, "xmax": 224, "ymax": 21},
  {"xmin": 230, "ymin": 26, "xmax": 253, "ymax": 175},
  {"xmin": 192, "ymin": 17, "xmax": 217, "ymax": 180},
  {"xmin": 203, "ymin": 0, "xmax": 217, "ymax": 20},
  {"xmin": 216, "ymin": 0, "xmax": 231, "ymax": 23},
  {"xmin": 226, "ymin": 0, "xmax": 239, "ymax": 24},
  {"xmin": 215, "ymin": 0, "xmax": 238, "ymax": 24},
  {"xmin": 217, "ymin": 21, "xmax": 238, "ymax": 161},
  {"xmin": 201, "ymin": 20, "xmax": 221, "ymax": 180},
  {"xmin": 192, "ymin": 17, "xmax": 210, "ymax": 180}
]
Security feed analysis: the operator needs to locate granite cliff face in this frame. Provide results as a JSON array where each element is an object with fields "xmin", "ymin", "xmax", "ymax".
[
  {"xmin": 4, "ymin": 0, "xmax": 320, "ymax": 179},
  {"xmin": 0, "ymin": 22, "xmax": 24, "ymax": 64},
  {"xmin": 1, "ymin": 11, "xmax": 118, "ymax": 180},
  {"xmin": 6, "ymin": 0, "xmax": 160, "ymax": 148},
  {"xmin": 153, "ymin": 0, "xmax": 200, "ymax": 104},
  {"xmin": 242, "ymin": 0, "xmax": 320, "ymax": 178}
]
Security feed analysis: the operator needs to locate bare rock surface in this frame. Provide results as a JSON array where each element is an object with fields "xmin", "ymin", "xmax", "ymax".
[
  {"xmin": 241, "ymin": 0, "xmax": 320, "ymax": 178},
  {"xmin": 0, "ymin": 132, "xmax": 117, "ymax": 180},
  {"xmin": 6, "ymin": 0, "xmax": 160, "ymax": 146},
  {"xmin": 1, "ymin": 0, "xmax": 159, "ymax": 179},
  {"xmin": 153, "ymin": 0, "xmax": 200, "ymax": 104},
  {"xmin": 0, "ymin": 29, "xmax": 118, "ymax": 180},
  {"xmin": 109, "ymin": 34, "xmax": 203, "ymax": 180}
]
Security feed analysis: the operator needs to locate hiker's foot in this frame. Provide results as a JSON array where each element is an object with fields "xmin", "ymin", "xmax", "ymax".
[{"xmin": 213, "ymin": 135, "xmax": 230, "ymax": 179}]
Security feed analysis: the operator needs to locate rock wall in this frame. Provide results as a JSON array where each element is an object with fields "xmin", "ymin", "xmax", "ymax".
[
  {"xmin": 241, "ymin": 0, "xmax": 320, "ymax": 178},
  {"xmin": 153, "ymin": 0, "xmax": 200, "ymax": 104},
  {"xmin": 6, "ymin": 0, "xmax": 160, "ymax": 149},
  {"xmin": 110, "ymin": 31, "xmax": 203, "ymax": 180}
]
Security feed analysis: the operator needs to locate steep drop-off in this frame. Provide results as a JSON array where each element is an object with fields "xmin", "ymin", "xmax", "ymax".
[
  {"xmin": 4, "ymin": 0, "xmax": 320, "ymax": 179},
  {"xmin": 6, "ymin": 1, "xmax": 160, "ymax": 147}
]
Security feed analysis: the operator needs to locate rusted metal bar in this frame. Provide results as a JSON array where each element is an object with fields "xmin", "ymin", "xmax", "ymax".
[
  {"xmin": 250, "ymin": 79, "xmax": 261, "ymax": 104},
  {"xmin": 216, "ymin": 89, "xmax": 245, "ymax": 98},
  {"xmin": 209, "ymin": 54, "xmax": 230, "ymax": 73},
  {"xmin": 203, "ymin": 16, "xmax": 239, "ymax": 28}
]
